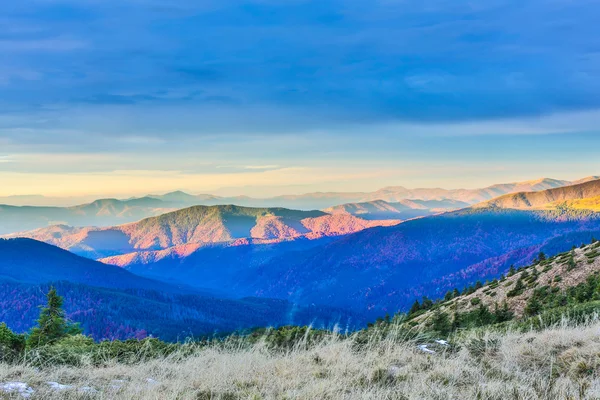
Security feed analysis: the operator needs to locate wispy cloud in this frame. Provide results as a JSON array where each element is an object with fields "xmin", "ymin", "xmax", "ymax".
[
  {"xmin": 1, "ymin": 0, "xmax": 600, "ymax": 195},
  {"xmin": 0, "ymin": 38, "xmax": 87, "ymax": 52},
  {"xmin": 244, "ymin": 165, "xmax": 280, "ymax": 170}
]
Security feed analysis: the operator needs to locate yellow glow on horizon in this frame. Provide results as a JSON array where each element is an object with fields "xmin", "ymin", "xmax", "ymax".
[{"xmin": 0, "ymin": 168, "xmax": 392, "ymax": 198}]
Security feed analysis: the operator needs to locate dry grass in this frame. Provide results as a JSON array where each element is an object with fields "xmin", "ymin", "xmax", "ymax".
[
  {"xmin": 3, "ymin": 319, "xmax": 600, "ymax": 399},
  {"xmin": 417, "ymin": 242, "xmax": 600, "ymax": 320}
]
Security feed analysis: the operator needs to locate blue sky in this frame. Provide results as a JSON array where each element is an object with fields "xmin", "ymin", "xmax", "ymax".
[{"xmin": 1, "ymin": 0, "xmax": 600, "ymax": 197}]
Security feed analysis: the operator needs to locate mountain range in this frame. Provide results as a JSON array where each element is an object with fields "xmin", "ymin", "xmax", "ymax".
[
  {"xmin": 1, "ymin": 176, "xmax": 596, "ymax": 235},
  {"xmin": 4, "ymin": 176, "xmax": 600, "ymax": 340},
  {"xmin": 4, "ymin": 205, "xmax": 400, "ymax": 258},
  {"xmin": 0, "ymin": 238, "xmax": 361, "ymax": 340},
  {"xmin": 99, "ymin": 179, "xmax": 600, "ymax": 317},
  {"xmin": 323, "ymin": 199, "xmax": 470, "ymax": 220},
  {"xmin": 480, "ymin": 179, "xmax": 600, "ymax": 209}
]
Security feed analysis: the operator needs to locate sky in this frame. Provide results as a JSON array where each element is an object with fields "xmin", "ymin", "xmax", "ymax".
[{"xmin": 1, "ymin": 0, "xmax": 600, "ymax": 199}]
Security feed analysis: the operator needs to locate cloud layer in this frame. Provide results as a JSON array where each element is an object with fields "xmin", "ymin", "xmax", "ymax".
[{"xmin": 1, "ymin": 0, "xmax": 599, "ymax": 196}]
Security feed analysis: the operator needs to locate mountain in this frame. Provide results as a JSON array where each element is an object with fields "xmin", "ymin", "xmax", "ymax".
[
  {"xmin": 413, "ymin": 240, "xmax": 600, "ymax": 324},
  {"xmin": 0, "ymin": 176, "xmax": 593, "ymax": 234},
  {"xmin": 362, "ymin": 178, "xmax": 572, "ymax": 204},
  {"xmin": 128, "ymin": 177, "xmax": 598, "ymax": 209},
  {"xmin": 106, "ymin": 201, "xmax": 600, "ymax": 318},
  {"xmin": 0, "ymin": 197, "xmax": 177, "ymax": 235},
  {"xmin": 0, "ymin": 238, "xmax": 198, "ymax": 293},
  {"xmin": 481, "ymin": 179, "xmax": 600, "ymax": 209},
  {"xmin": 0, "ymin": 239, "xmax": 363, "ymax": 341},
  {"xmin": 148, "ymin": 191, "xmax": 221, "ymax": 204},
  {"xmin": 323, "ymin": 199, "xmax": 469, "ymax": 220},
  {"xmin": 6, "ymin": 205, "xmax": 400, "ymax": 258},
  {"xmin": 237, "ymin": 207, "xmax": 600, "ymax": 316}
]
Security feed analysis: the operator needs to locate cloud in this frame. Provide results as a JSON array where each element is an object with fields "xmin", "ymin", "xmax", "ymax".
[
  {"xmin": 0, "ymin": 38, "xmax": 87, "ymax": 52},
  {"xmin": 1, "ymin": 0, "xmax": 600, "ymax": 197},
  {"xmin": 0, "ymin": 0, "xmax": 597, "ymax": 132},
  {"xmin": 244, "ymin": 165, "xmax": 281, "ymax": 170}
]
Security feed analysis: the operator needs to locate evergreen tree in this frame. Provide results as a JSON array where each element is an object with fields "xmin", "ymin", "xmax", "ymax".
[
  {"xmin": 0, "ymin": 323, "xmax": 25, "ymax": 360},
  {"xmin": 408, "ymin": 300, "xmax": 421, "ymax": 316},
  {"xmin": 430, "ymin": 310, "xmax": 451, "ymax": 336},
  {"xmin": 475, "ymin": 304, "xmax": 494, "ymax": 326},
  {"xmin": 27, "ymin": 287, "xmax": 82, "ymax": 348},
  {"xmin": 524, "ymin": 295, "xmax": 542, "ymax": 316},
  {"xmin": 451, "ymin": 311, "xmax": 460, "ymax": 331},
  {"xmin": 507, "ymin": 278, "xmax": 525, "ymax": 297},
  {"xmin": 493, "ymin": 301, "xmax": 513, "ymax": 323},
  {"xmin": 567, "ymin": 253, "xmax": 577, "ymax": 271},
  {"xmin": 452, "ymin": 288, "xmax": 460, "ymax": 298},
  {"xmin": 508, "ymin": 265, "xmax": 517, "ymax": 277},
  {"xmin": 421, "ymin": 296, "xmax": 434, "ymax": 310},
  {"xmin": 537, "ymin": 252, "xmax": 546, "ymax": 262}
]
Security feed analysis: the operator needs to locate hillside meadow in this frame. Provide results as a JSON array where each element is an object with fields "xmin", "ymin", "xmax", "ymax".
[{"xmin": 3, "ymin": 317, "xmax": 600, "ymax": 399}]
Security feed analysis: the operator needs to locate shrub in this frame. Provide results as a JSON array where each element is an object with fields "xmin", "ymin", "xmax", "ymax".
[
  {"xmin": 0, "ymin": 323, "xmax": 25, "ymax": 362},
  {"xmin": 507, "ymin": 279, "xmax": 526, "ymax": 297}
]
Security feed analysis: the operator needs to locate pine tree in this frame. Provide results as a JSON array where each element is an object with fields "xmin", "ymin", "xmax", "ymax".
[
  {"xmin": 452, "ymin": 288, "xmax": 460, "ymax": 298},
  {"xmin": 27, "ymin": 287, "xmax": 82, "ymax": 348},
  {"xmin": 421, "ymin": 296, "xmax": 434, "ymax": 310},
  {"xmin": 507, "ymin": 278, "xmax": 525, "ymax": 297},
  {"xmin": 475, "ymin": 304, "xmax": 494, "ymax": 326},
  {"xmin": 493, "ymin": 301, "xmax": 513, "ymax": 323},
  {"xmin": 537, "ymin": 252, "xmax": 546, "ymax": 262},
  {"xmin": 451, "ymin": 311, "xmax": 460, "ymax": 331},
  {"xmin": 567, "ymin": 253, "xmax": 577, "ymax": 271},
  {"xmin": 508, "ymin": 265, "xmax": 517, "ymax": 277},
  {"xmin": 0, "ymin": 323, "xmax": 25, "ymax": 360},
  {"xmin": 408, "ymin": 300, "xmax": 421, "ymax": 316},
  {"xmin": 431, "ymin": 310, "xmax": 451, "ymax": 336},
  {"xmin": 524, "ymin": 295, "xmax": 542, "ymax": 316}
]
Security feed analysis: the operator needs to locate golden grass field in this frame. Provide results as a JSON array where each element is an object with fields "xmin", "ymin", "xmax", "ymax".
[{"xmin": 3, "ymin": 317, "xmax": 600, "ymax": 399}]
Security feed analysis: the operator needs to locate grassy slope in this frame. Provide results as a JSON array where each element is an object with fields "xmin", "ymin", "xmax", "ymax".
[
  {"xmin": 482, "ymin": 178, "xmax": 600, "ymax": 209},
  {"xmin": 3, "ymin": 319, "xmax": 600, "ymax": 399},
  {"xmin": 414, "ymin": 240, "xmax": 600, "ymax": 325}
]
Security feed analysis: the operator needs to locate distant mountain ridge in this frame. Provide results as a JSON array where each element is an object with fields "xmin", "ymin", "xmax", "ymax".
[
  {"xmin": 0, "ymin": 238, "xmax": 191, "ymax": 293},
  {"xmin": 0, "ymin": 198, "xmax": 177, "ymax": 235},
  {"xmin": 480, "ymin": 179, "xmax": 600, "ymax": 209},
  {"xmin": 145, "ymin": 177, "xmax": 589, "ymax": 209},
  {"xmin": 101, "ymin": 181, "xmax": 600, "ymax": 318},
  {"xmin": 0, "ymin": 239, "xmax": 362, "ymax": 340},
  {"xmin": 1, "ymin": 176, "xmax": 595, "ymax": 235},
  {"xmin": 5, "ymin": 204, "xmax": 400, "ymax": 258},
  {"xmin": 323, "ymin": 199, "xmax": 470, "ymax": 220}
]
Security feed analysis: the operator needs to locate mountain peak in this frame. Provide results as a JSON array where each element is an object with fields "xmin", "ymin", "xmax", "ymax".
[{"xmin": 479, "ymin": 179, "xmax": 600, "ymax": 210}]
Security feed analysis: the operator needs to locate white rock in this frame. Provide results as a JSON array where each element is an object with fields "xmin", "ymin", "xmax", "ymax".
[
  {"xmin": 79, "ymin": 386, "xmax": 98, "ymax": 394},
  {"xmin": 110, "ymin": 379, "xmax": 125, "ymax": 390},
  {"xmin": 1, "ymin": 382, "xmax": 35, "ymax": 398},
  {"xmin": 435, "ymin": 339, "xmax": 450, "ymax": 346},
  {"xmin": 418, "ymin": 344, "xmax": 436, "ymax": 354},
  {"xmin": 47, "ymin": 381, "xmax": 73, "ymax": 391}
]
